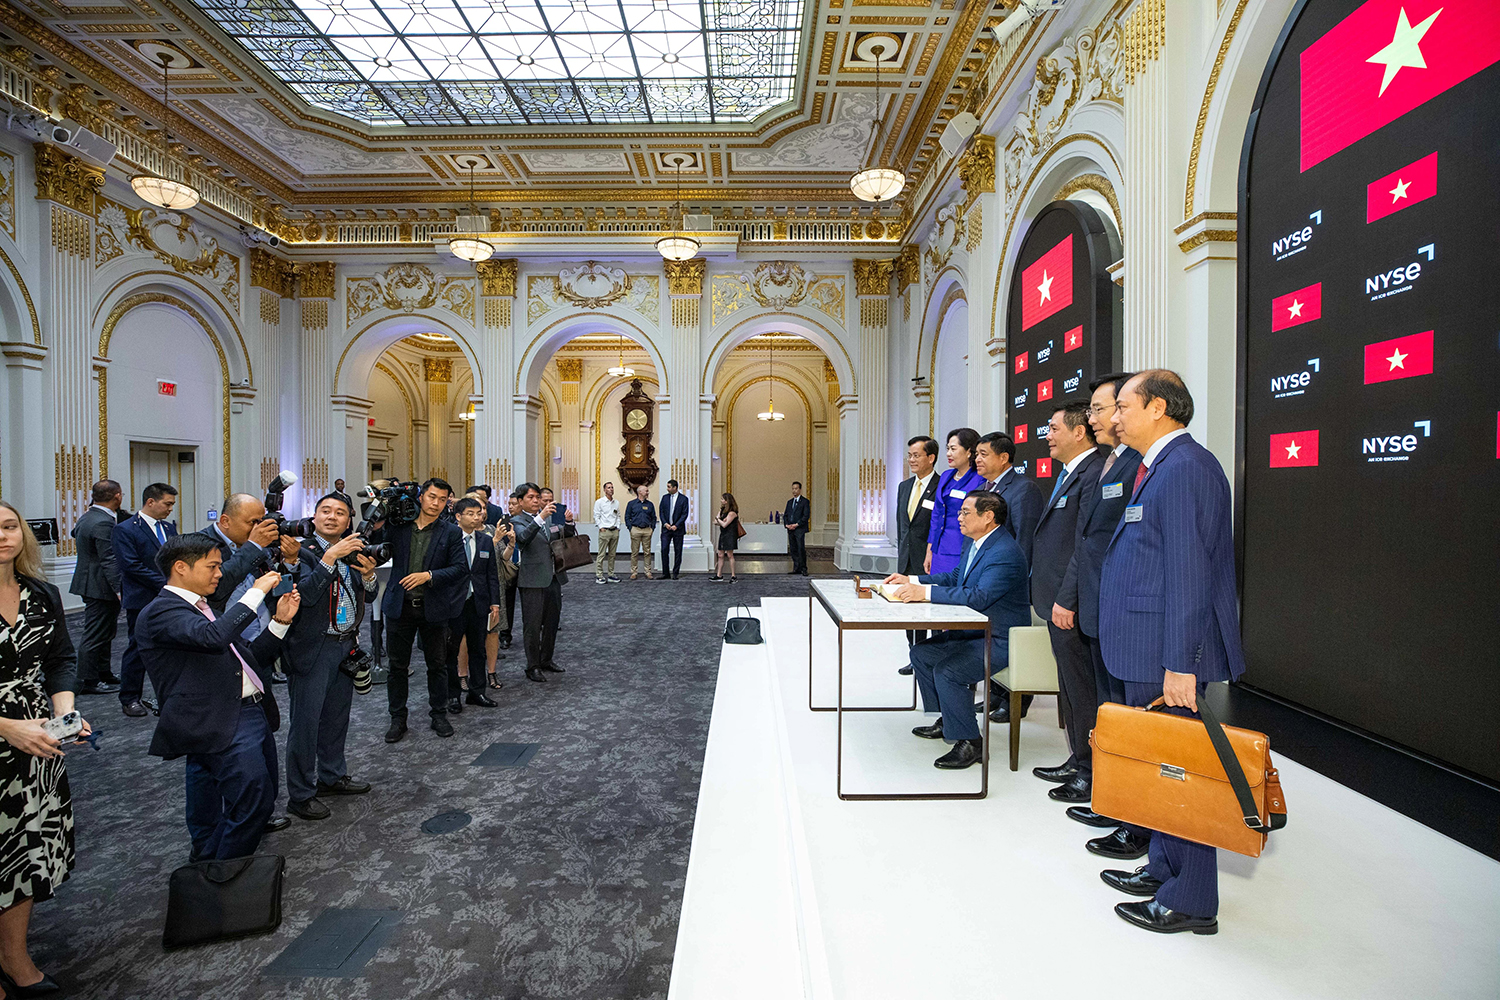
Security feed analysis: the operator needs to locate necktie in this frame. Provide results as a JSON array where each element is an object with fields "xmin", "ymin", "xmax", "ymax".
[
  {"xmin": 1102, "ymin": 450, "xmax": 1117, "ymax": 478},
  {"xmin": 961, "ymin": 544, "xmax": 976, "ymax": 580},
  {"xmin": 195, "ymin": 598, "xmax": 264, "ymax": 694},
  {"xmin": 464, "ymin": 535, "xmax": 475, "ymax": 599},
  {"xmin": 907, "ymin": 478, "xmax": 921, "ymax": 520},
  {"xmin": 154, "ymin": 520, "xmax": 167, "ymax": 544},
  {"xmin": 1133, "ymin": 463, "xmax": 1149, "ymax": 497},
  {"xmin": 1049, "ymin": 467, "xmax": 1071, "ymax": 505}
]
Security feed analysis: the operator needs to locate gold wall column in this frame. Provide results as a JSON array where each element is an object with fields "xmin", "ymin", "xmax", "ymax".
[
  {"xmin": 665, "ymin": 258, "xmax": 705, "ymax": 542},
  {"xmin": 853, "ymin": 258, "xmax": 896, "ymax": 543},
  {"xmin": 249, "ymin": 249, "xmax": 296, "ymax": 489},
  {"xmin": 476, "ymin": 258, "xmax": 516, "ymax": 493},
  {"xmin": 289, "ymin": 256, "xmax": 330, "ymax": 511}
]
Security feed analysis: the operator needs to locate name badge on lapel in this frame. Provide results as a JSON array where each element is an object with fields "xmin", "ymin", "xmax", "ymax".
[
  {"xmin": 921, "ymin": 498, "xmax": 935, "ymax": 510},
  {"xmin": 949, "ymin": 488, "xmax": 968, "ymax": 500},
  {"xmin": 1054, "ymin": 495, "xmax": 1068, "ymax": 509},
  {"xmin": 1102, "ymin": 482, "xmax": 1124, "ymax": 500},
  {"xmin": 1123, "ymin": 505, "xmax": 1144, "ymax": 523},
  {"xmin": 480, "ymin": 551, "xmax": 490, "ymax": 559}
]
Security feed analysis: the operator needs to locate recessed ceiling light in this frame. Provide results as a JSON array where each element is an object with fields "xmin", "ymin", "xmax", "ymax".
[
  {"xmin": 662, "ymin": 52, "xmax": 678, "ymax": 63},
  {"xmin": 517, "ymin": 53, "xmax": 535, "ymax": 64},
  {"xmin": 447, "ymin": 54, "xmax": 463, "ymax": 65},
  {"xmin": 374, "ymin": 56, "xmax": 391, "ymax": 67},
  {"xmin": 328, "ymin": 2, "xmax": 347, "ymax": 13},
  {"xmin": 591, "ymin": 51, "xmax": 605, "ymax": 63},
  {"xmin": 571, "ymin": 0, "xmax": 587, "ymax": 9},
  {"xmin": 488, "ymin": 0, "xmax": 505, "ymax": 8},
  {"xmin": 653, "ymin": 0, "xmax": 669, "ymax": 8}
]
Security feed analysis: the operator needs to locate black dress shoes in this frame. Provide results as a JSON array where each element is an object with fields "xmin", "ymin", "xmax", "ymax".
[
  {"xmin": 934, "ymin": 739, "xmax": 984, "ymax": 769},
  {"xmin": 1087, "ymin": 827, "xmax": 1152, "ymax": 860},
  {"xmin": 121, "ymin": 699, "xmax": 147, "ymax": 717},
  {"xmin": 1032, "ymin": 760, "xmax": 1078, "ymax": 783},
  {"xmin": 385, "ymin": 719, "xmax": 408, "ymax": 743},
  {"xmin": 986, "ymin": 695, "xmax": 1032, "ymax": 724},
  {"xmin": 0, "ymin": 970, "xmax": 60, "ymax": 997},
  {"xmin": 525, "ymin": 667, "xmax": 547, "ymax": 682},
  {"xmin": 1048, "ymin": 774, "xmax": 1092, "ymax": 802},
  {"xmin": 288, "ymin": 797, "xmax": 331, "ymax": 821},
  {"xmin": 447, "ymin": 697, "xmax": 463, "ymax": 714},
  {"xmin": 77, "ymin": 681, "xmax": 120, "ymax": 695},
  {"xmin": 1066, "ymin": 806, "xmax": 1121, "ymax": 828},
  {"xmin": 465, "ymin": 691, "xmax": 498, "ymax": 707},
  {"xmin": 99, "ymin": 671, "xmax": 121, "ymax": 685},
  {"xmin": 897, "ymin": 665, "xmax": 913, "ymax": 676},
  {"xmin": 317, "ymin": 776, "xmax": 370, "ymax": 796},
  {"xmin": 539, "ymin": 662, "xmax": 565, "ymax": 673},
  {"xmin": 263, "ymin": 816, "xmax": 291, "ymax": 833},
  {"xmin": 1114, "ymin": 899, "xmax": 1217, "ymax": 935},
  {"xmin": 1100, "ymin": 866, "xmax": 1164, "ymax": 898},
  {"xmin": 431, "ymin": 714, "xmax": 454, "ymax": 737},
  {"xmin": 911, "ymin": 720, "xmax": 945, "ymax": 740}
]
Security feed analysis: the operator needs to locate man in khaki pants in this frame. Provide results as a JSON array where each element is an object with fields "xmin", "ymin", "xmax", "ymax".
[
  {"xmin": 592, "ymin": 482, "xmax": 622, "ymax": 584},
  {"xmin": 624, "ymin": 484, "xmax": 657, "ymax": 580}
]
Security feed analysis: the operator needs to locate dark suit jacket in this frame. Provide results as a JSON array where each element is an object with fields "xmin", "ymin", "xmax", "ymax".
[
  {"xmin": 370, "ymin": 518, "xmax": 467, "ymax": 621},
  {"xmin": 195, "ymin": 525, "xmax": 272, "ymax": 615},
  {"xmin": 283, "ymin": 539, "xmax": 376, "ymax": 662},
  {"xmin": 511, "ymin": 511, "xmax": 561, "ymax": 589},
  {"xmin": 20, "ymin": 576, "xmax": 78, "ymax": 695},
  {"xmin": 1029, "ymin": 449, "xmax": 1104, "ymax": 617},
  {"xmin": 894, "ymin": 474, "xmax": 939, "ymax": 575},
  {"xmin": 1099, "ymin": 434, "xmax": 1246, "ymax": 685},
  {"xmin": 69, "ymin": 507, "xmax": 121, "ymax": 600},
  {"xmin": 659, "ymin": 492, "xmax": 688, "ymax": 531},
  {"xmin": 915, "ymin": 529, "xmax": 1031, "ymax": 660},
  {"xmin": 137, "ymin": 592, "xmax": 283, "ymax": 758},
  {"xmin": 990, "ymin": 469, "xmax": 1044, "ymax": 568},
  {"xmin": 457, "ymin": 530, "xmax": 503, "ymax": 609},
  {"xmin": 113, "ymin": 514, "xmax": 177, "ymax": 610},
  {"xmin": 783, "ymin": 496, "xmax": 811, "ymax": 533},
  {"xmin": 1062, "ymin": 445, "xmax": 1143, "ymax": 637}
]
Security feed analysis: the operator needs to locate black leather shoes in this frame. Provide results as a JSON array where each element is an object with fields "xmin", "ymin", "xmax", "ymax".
[
  {"xmin": 77, "ymin": 681, "xmax": 120, "ymax": 695},
  {"xmin": 1048, "ymin": 774, "xmax": 1092, "ymax": 802},
  {"xmin": 385, "ymin": 719, "xmax": 408, "ymax": 743},
  {"xmin": 288, "ymin": 797, "xmax": 331, "ymax": 821},
  {"xmin": 1114, "ymin": 898, "xmax": 1217, "ymax": 935},
  {"xmin": 986, "ymin": 696, "xmax": 1032, "ymax": 724},
  {"xmin": 525, "ymin": 667, "xmax": 547, "ymax": 682},
  {"xmin": 121, "ymin": 699, "xmax": 147, "ymax": 718},
  {"xmin": 1066, "ymin": 806, "xmax": 1121, "ymax": 828},
  {"xmin": 897, "ymin": 665, "xmax": 913, "ymax": 676},
  {"xmin": 911, "ymin": 720, "xmax": 945, "ymax": 740},
  {"xmin": 99, "ymin": 672, "xmax": 121, "ymax": 685},
  {"xmin": 1100, "ymin": 866, "xmax": 1164, "ymax": 897},
  {"xmin": 431, "ymin": 714, "xmax": 454, "ymax": 737},
  {"xmin": 465, "ymin": 692, "xmax": 498, "ymax": 707},
  {"xmin": 263, "ymin": 816, "xmax": 291, "ymax": 833},
  {"xmin": 317, "ymin": 776, "xmax": 370, "ymax": 796},
  {"xmin": 1087, "ymin": 827, "xmax": 1152, "ymax": 860},
  {"xmin": 0, "ymin": 970, "xmax": 60, "ymax": 997},
  {"xmin": 447, "ymin": 697, "xmax": 463, "ymax": 715},
  {"xmin": 934, "ymin": 739, "xmax": 984, "ymax": 769},
  {"xmin": 540, "ymin": 662, "xmax": 565, "ymax": 673},
  {"xmin": 1032, "ymin": 760, "xmax": 1078, "ymax": 783}
]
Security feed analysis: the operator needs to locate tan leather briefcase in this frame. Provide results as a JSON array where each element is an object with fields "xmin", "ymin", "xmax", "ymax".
[{"xmin": 1091, "ymin": 697, "xmax": 1287, "ymax": 857}]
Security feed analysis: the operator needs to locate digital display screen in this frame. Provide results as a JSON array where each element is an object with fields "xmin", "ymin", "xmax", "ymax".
[
  {"xmin": 1239, "ymin": 0, "xmax": 1500, "ymax": 782},
  {"xmin": 1005, "ymin": 200, "xmax": 1120, "ymax": 478}
]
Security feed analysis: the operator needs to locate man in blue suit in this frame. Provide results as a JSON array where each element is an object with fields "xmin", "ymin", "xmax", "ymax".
[
  {"xmin": 1096, "ymin": 370, "xmax": 1245, "ymax": 936},
  {"xmin": 882, "ymin": 490, "xmax": 1030, "ymax": 769},
  {"xmin": 445, "ymin": 497, "xmax": 502, "ymax": 711},
  {"xmin": 113, "ymin": 482, "xmax": 178, "ymax": 718}
]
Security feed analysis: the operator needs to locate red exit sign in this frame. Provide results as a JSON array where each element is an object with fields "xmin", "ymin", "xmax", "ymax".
[{"xmin": 157, "ymin": 380, "xmax": 177, "ymax": 397}]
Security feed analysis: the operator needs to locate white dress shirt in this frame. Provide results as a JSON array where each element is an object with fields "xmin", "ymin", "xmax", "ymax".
[
  {"xmin": 162, "ymin": 585, "xmax": 288, "ymax": 697},
  {"xmin": 1142, "ymin": 427, "xmax": 1190, "ymax": 468},
  {"xmin": 593, "ymin": 497, "xmax": 621, "ymax": 529}
]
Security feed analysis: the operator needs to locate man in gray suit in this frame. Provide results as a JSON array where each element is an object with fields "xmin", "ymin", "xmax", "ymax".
[
  {"xmin": 70, "ymin": 479, "xmax": 124, "ymax": 694},
  {"xmin": 511, "ymin": 482, "xmax": 565, "ymax": 683}
]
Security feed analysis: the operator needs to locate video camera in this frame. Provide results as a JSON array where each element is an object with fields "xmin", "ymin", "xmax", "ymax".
[{"xmin": 357, "ymin": 479, "xmax": 421, "ymax": 529}]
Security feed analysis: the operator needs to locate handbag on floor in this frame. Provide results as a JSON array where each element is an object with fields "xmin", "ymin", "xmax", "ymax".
[
  {"xmin": 1091, "ymin": 695, "xmax": 1287, "ymax": 857},
  {"xmin": 163, "ymin": 853, "xmax": 285, "ymax": 949},
  {"xmin": 723, "ymin": 604, "xmax": 763, "ymax": 645}
]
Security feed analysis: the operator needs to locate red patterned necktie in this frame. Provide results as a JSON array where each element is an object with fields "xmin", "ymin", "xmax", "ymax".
[{"xmin": 1133, "ymin": 463, "xmax": 1148, "ymax": 497}]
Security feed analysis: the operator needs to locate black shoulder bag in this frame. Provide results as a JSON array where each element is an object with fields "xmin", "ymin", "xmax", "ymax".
[{"xmin": 724, "ymin": 604, "xmax": 763, "ymax": 645}]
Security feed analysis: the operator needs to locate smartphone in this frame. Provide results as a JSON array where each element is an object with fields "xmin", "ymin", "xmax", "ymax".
[
  {"xmin": 272, "ymin": 572, "xmax": 295, "ymax": 597},
  {"xmin": 43, "ymin": 711, "xmax": 82, "ymax": 741}
]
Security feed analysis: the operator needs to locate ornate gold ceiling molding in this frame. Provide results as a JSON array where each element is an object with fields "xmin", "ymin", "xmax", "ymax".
[
  {"xmin": 1184, "ymin": 0, "xmax": 1252, "ymax": 220},
  {"xmin": 0, "ymin": 245, "xmax": 42, "ymax": 345},
  {"xmin": 1056, "ymin": 173, "xmax": 1123, "ymax": 240}
]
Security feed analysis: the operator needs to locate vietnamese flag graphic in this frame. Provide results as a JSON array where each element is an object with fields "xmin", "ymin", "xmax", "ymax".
[
  {"xmin": 1021, "ymin": 234, "xmax": 1073, "ymax": 331},
  {"xmin": 1269, "ymin": 430, "xmax": 1320, "ymax": 468},
  {"xmin": 1014, "ymin": 424, "xmax": 1028, "ymax": 444},
  {"xmin": 1271, "ymin": 282, "xmax": 1322, "ymax": 331},
  {"xmin": 1063, "ymin": 326, "xmax": 1083, "ymax": 353},
  {"xmin": 1363, "ymin": 330, "xmax": 1434, "ymax": 383},
  {"xmin": 1037, "ymin": 379, "xmax": 1054, "ymax": 402},
  {"xmin": 1015, "ymin": 351, "xmax": 1030, "ymax": 374},
  {"xmin": 1367, "ymin": 152, "xmax": 1438, "ymax": 222},
  {"xmin": 1301, "ymin": 0, "xmax": 1500, "ymax": 172},
  {"xmin": 1035, "ymin": 457, "xmax": 1053, "ymax": 479}
]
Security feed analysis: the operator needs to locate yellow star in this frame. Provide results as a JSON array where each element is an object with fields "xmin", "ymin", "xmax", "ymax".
[
  {"xmin": 1288, "ymin": 299, "xmax": 1304, "ymax": 319},
  {"xmin": 1367, "ymin": 7, "xmax": 1444, "ymax": 97},
  {"xmin": 1037, "ymin": 270, "xmax": 1054, "ymax": 304},
  {"xmin": 1286, "ymin": 441, "xmax": 1301, "ymax": 459},
  {"xmin": 1387, "ymin": 347, "xmax": 1407, "ymax": 370}
]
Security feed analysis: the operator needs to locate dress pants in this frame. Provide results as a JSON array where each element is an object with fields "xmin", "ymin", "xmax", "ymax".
[
  {"xmin": 284, "ymin": 635, "xmax": 355, "ymax": 805},
  {"xmin": 786, "ymin": 528, "xmax": 808, "ymax": 573},
  {"xmin": 595, "ymin": 527, "xmax": 620, "ymax": 581},
  {"xmin": 118, "ymin": 606, "xmax": 147, "ymax": 706},
  {"xmin": 1049, "ymin": 620, "xmax": 1097, "ymax": 777},
  {"xmin": 77, "ymin": 596, "xmax": 120, "ymax": 685},
  {"xmin": 660, "ymin": 528, "xmax": 683, "ymax": 577},
  {"xmin": 628, "ymin": 527, "xmax": 654, "ymax": 575},
  {"xmin": 384, "ymin": 600, "xmax": 449, "ymax": 721},
  {"xmin": 519, "ymin": 580, "xmax": 562, "ymax": 671},
  {"xmin": 1123, "ymin": 678, "xmax": 1218, "ymax": 918},
  {"xmin": 446, "ymin": 594, "xmax": 489, "ymax": 694},
  {"xmin": 499, "ymin": 575, "xmax": 518, "ymax": 643},
  {"xmin": 1082, "ymin": 629, "xmax": 1127, "ymax": 708},
  {"xmin": 909, "ymin": 632, "xmax": 990, "ymax": 741},
  {"xmin": 184, "ymin": 701, "xmax": 277, "ymax": 862}
]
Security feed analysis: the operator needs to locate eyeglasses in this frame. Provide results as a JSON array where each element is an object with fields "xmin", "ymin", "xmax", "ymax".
[{"xmin": 1088, "ymin": 403, "xmax": 1117, "ymax": 417}]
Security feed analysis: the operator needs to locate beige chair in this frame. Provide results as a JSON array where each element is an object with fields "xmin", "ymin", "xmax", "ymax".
[{"xmin": 990, "ymin": 625, "xmax": 1060, "ymax": 770}]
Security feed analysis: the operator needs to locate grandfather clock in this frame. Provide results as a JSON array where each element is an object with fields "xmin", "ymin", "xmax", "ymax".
[{"xmin": 617, "ymin": 378, "xmax": 658, "ymax": 490}]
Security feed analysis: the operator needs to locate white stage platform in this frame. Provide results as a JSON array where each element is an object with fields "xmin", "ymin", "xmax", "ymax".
[{"xmin": 669, "ymin": 598, "xmax": 1500, "ymax": 1000}]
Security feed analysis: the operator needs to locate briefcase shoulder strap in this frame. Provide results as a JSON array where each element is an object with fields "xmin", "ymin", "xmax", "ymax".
[{"xmin": 1150, "ymin": 696, "xmax": 1286, "ymax": 834}]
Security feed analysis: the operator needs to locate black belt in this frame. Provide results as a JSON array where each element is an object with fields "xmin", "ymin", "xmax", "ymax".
[{"xmin": 242, "ymin": 691, "xmax": 263, "ymax": 705}]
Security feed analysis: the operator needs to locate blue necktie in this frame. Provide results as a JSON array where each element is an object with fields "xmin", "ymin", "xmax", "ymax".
[
  {"xmin": 153, "ymin": 520, "xmax": 166, "ymax": 544},
  {"xmin": 961, "ymin": 545, "xmax": 976, "ymax": 580},
  {"xmin": 1049, "ymin": 468, "xmax": 1071, "ymax": 505}
]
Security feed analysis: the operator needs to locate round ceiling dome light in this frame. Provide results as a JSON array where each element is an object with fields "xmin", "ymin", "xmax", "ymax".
[
  {"xmin": 518, "ymin": 53, "xmax": 535, "ymax": 64},
  {"xmin": 374, "ymin": 56, "xmax": 391, "ymax": 67},
  {"xmin": 662, "ymin": 52, "xmax": 678, "ymax": 63}
]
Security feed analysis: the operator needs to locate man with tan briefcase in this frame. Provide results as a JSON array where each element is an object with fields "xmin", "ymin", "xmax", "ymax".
[{"xmin": 1096, "ymin": 370, "xmax": 1246, "ymax": 935}]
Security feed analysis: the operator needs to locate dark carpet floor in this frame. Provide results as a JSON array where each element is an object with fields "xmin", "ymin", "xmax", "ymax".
[{"xmin": 38, "ymin": 566, "xmax": 830, "ymax": 1000}]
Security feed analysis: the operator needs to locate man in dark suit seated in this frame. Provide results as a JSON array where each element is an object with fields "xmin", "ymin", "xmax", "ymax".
[
  {"xmin": 445, "ymin": 497, "xmax": 502, "ymax": 712},
  {"xmin": 136, "ymin": 534, "xmax": 299, "ymax": 862},
  {"xmin": 882, "ymin": 490, "xmax": 1030, "ymax": 769},
  {"xmin": 69, "ymin": 479, "xmax": 124, "ymax": 695},
  {"xmin": 113, "ymin": 482, "xmax": 178, "ymax": 718},
  {"xmin": 894, "ymin": 435, "xmax": 940, "ymax": 662}
]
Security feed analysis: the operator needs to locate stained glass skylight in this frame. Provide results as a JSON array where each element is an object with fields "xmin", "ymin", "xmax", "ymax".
[{"xmin": 192, "ymin": 0, "xmax": 805, "ymax": 125}]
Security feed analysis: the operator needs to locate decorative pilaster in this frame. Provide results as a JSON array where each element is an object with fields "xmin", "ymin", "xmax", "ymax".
[
  {"xmin": 1121, "ymin": 0, "xmax": 1173, "ymax": 369},
  {"xmin": 665, "ymin": 258, "xmax": 705, "ymax": 548},
  {"xmin": 852, "ymin": 258, "xmax": 895, "ymax": 548},
  {"xmin": 476, "ymin": 258, "xmax": 517, "ymax": 491},
  {"xmin": 291, "ymin": 256, "xmax": 331, "ymax": 512},
  {"xmin": 250, "ymin": 251, "xmax": 300, "ymax": 489},
  {"xmin": 3, "ymin": 344, "xmax": 49, "ymax": 519}
]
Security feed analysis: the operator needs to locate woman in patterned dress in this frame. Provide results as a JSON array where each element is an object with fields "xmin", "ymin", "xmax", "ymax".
[
  {"xmin": 0, "ymin": 500, "xmax": 87, "ymax": 997},
  {"xmin": 924, "ymin": 428, "xmax": 984, "ymax": 575}
]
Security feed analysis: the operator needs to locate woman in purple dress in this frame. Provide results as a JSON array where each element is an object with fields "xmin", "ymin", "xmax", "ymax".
[{"xmin": 924, "ymin": 427, "xmax": 984, "ymax": 574}]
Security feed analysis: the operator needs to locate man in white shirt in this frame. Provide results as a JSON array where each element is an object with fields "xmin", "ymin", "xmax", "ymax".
[{"xmin": 593, "ymin": 482, "xmax": 622, "ymax": 584}]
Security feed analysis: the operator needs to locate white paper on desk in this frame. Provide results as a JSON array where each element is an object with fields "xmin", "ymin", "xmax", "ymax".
[{"xmin": 872, "ymin": 583, "xmax": 905, "ymax": 601}]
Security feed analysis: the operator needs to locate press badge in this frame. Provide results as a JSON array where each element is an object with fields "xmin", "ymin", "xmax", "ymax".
[
  {"xmin": 1054, "ymin": 496, "xmax": 1068, "ymax": 509},
  {"xmin": 1123, "ymin": 505, "xmax": 1144, "ymax": 523},
  {"xmin": 1102, "ymin": 482, "xmax": 1124, "ymax": 500},
  {"xmin": 950, "ymin": 488, "xmax": 968, "ymax": 499},
  {"xmin": 335, "ymin": 601, "xmax": 353, "ymax": 629}
]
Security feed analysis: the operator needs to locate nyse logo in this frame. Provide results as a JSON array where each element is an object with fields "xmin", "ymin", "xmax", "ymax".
[
  {"xmin": 1013, "ymin": 387, "xmax": 1029, "ymax": 409},
  {"xmin": 1271, "ymin": 211, "xmax": 1322, "ymax": 261},
  {"xmin": 1037, "ymin": 340, "xmax": 1055, "ymax": 364},
  {"xmin": 1063, "ymin": 368, "xmax": 1083, "ymax": 393},
  {"xmin": 1035, "ymin": 422, "xmax": 1050, "ymax": 441},
  {"xmin": 1363, "ymin": 420, "xmax": 1430, "ymax": 463},
  {"xmin": 1366, "ymin": 244, "xmax": 1433, "ymax": 301},
  {"xmin": 1271, "ymin": 358, "xmax": 1320, "ymax": 398}
]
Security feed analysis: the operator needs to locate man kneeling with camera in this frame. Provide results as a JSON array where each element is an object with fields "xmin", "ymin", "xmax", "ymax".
[{"xmin": 276, "ymin": 493, "xmax": 378, "ymax": 822}]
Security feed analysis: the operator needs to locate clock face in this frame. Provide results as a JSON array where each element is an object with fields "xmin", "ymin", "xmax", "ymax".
[{"xmin": 625, "ymin": 408, "xmax": 648, "ymax": 430}]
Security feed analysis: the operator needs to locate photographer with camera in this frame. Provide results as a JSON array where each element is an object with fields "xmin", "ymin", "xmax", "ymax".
[
  {"xmin": 196, "ymin": 495, "xmax": 282, "ymax": 624},
  {"xmin": 364, "ymin": 478, "xmax": 466, "ymax": 742},
  {"xmin": 273, "ymin": 493, "xmax": 377, "ymax": 821},
  {"xmin": 511, "ymin": 482, "xmax": 566, "ymax": 683}
]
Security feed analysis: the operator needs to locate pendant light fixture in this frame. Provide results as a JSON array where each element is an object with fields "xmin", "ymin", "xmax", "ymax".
[
  {"xmin": 849, "ymin": 36, "xmax": 906, "ymax": 204},
  {"xmin": 449, "ymin": 155, "xmax": 494, "ymax": 263},
  {"xmin": 607, "ymin": 334, "xmax": 635, "ymax": 378},
  {"xmin": 757, "ymin": 340, "xmax": 786, "ymax": 422},
  {"xmin": 131, "ymin": 50, "xmax": 200, "ymax": 211},
  {"xmin": 655, "ymin": 152, "xmax": 700, "ymax": 262}
]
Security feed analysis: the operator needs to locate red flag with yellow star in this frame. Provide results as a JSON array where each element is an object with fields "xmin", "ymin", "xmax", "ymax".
[
  {"xmin": 1363, "ymin": 330, "xmax": 1433, "ymax": 383},
  {"xmin": 1020, "ymin": 235, "xmax": 1072, "ymax": 331}
]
